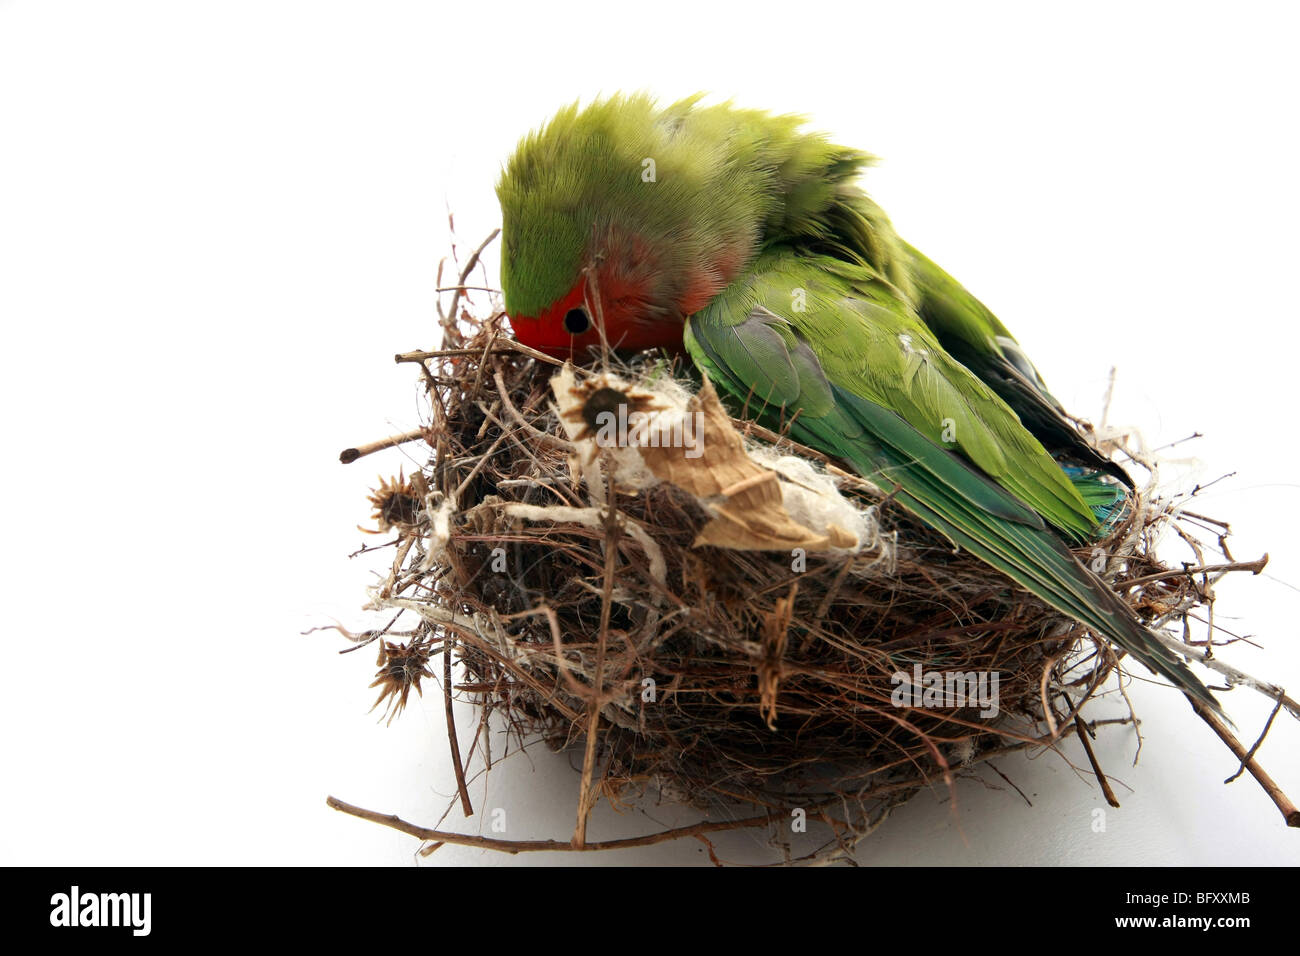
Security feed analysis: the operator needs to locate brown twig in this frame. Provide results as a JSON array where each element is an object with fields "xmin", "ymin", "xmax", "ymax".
[
  {"xmin": 443, "ymin": 638, "xmax": 473, "ymax": 817},
  {"xmin": 1224, "ymin": 696, "xmax": 1283, "ymax": 786},
  {"xmin": 395, "ymin": 337, "xmax": 564, "ymax": 368},
  {"xmin": 327, "ymin": 793, "xmax": 856, "ymax": 854},
  {"xmin": 1123, "ymin": 555, "xmax": 1268, "ymax": 590},
  {"xmin": 339, "ymin": 428, "xmax": 427, "ymax": 464},
  {"xmin": 1074, "ymin": 715, "xmax": 1120, "ymax": 808},
  {"xmin": 1187, "ymin": 695, "xmax": 1300, "ymax": 828},
  {"xmin": 572, "ymin": 458, "xmax": 620, "ymax": 848},
  {"xmin": 439, "ymin": 228, "xmax": 499, "ymax": 349}
]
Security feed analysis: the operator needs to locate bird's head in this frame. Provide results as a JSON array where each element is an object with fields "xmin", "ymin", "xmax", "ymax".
[{"xmin": 496, "ymin": 94, "xmax": 758, "ymax": 358}]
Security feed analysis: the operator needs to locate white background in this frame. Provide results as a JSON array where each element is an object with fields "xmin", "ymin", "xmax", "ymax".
[{"xmin": 2, "ymin": 0, "xmax": 1298, "ymax": 865}]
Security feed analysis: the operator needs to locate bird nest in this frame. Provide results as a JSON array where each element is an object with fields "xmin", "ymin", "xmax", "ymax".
[{"xmin": 326, "ymin": 275, "xmax": 1295, "ymax": 863}]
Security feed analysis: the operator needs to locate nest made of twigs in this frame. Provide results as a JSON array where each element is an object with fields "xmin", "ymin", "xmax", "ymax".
[{"xmin": 335, "ymin": 307, "xmax": 1268, "ymax": 859}]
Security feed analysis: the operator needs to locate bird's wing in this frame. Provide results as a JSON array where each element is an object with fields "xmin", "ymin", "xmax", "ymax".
[
  {"xmin": 683, "ymin": 249, "xmax": 1221, "ymax": 714},
  {"xmin": 903, "ymin": 242, "xmax": 1134, "ymax": 488},
  {"xmin": 694, "ymin": 251, "xmax": 1098, "ymax": 539}
]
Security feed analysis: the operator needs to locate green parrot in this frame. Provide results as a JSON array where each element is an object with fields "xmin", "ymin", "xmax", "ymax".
[{"xmin": 495, "ymin": 93, "xmax": 1220, "ymax": 715}]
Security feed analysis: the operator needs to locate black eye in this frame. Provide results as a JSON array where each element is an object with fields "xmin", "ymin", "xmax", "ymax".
[{"xmin": 563, "ymin": 307, "xmax": 591, "ymax": 334}]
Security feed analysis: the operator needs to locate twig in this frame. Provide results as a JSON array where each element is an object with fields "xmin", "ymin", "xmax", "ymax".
[
  {"xmin": 1225, "ymin": 697, "xmax": 1284, "ymax": 785},
  {"xmin": 439, "ymin": 229, "xmax": 499, "ymax": 349},
  {"xmin": 326, "ymin": 794, "xmax": 844, "ymax": 854},
  {"xmin": 1179, "ymin": 510, "xmax": 1231, "ymax": 529},
  {"xmin": 1186, "ymin": 696, "xmax": 1300, "ymax": 828},
  {"xmin": 985, "ymin": 762, "xmax": 1033, "ymax": 807},
  {"xmin": 1147, "ymin": 629, "xmax": 1300, "ymax": 720},
  {"xmin": 442, "ymin": 637, "xmax": 473, "ymax": 817},
  {"xmin": 451, "ymin": 428, "xmax": 512, "ymax": 506},
  {"xmin": 1123, "ymin": 555, "xmax": 1268, "ymax": 590},
  {"xmin": 573, "ymin": 456, "xmax": 620, "ymax": 848},
  {"xmin": 1074, "ymin": 715, "xmax": 1120, "ymax": 807},
  {"xmin": 395, "ymin": 337, "xmax": 564, "ymax": 368},
  {"xmin": 1100, "ymin": 366, "xmax": 1116, "ymax": 430},
  {"xmin": 339, "ymin": 428, "xmax": 426, "ymax": 464},
  {"xmin": 492, "ymin": 367, "xmax": 575, "ymax": 452}
]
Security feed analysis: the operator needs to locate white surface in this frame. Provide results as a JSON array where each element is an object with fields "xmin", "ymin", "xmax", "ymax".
[{"xmin": 1, "ymin": 0, "xmax": 1297, "ymax": 866}]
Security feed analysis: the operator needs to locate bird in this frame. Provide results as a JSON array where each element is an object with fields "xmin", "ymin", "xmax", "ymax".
[{"xmin": 494, "ymin": 92, "xmax": 1221, "ymax": 715}]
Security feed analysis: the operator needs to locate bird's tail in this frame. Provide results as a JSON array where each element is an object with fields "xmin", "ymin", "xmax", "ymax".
[{"xmin": 823, "ymin": 388, "xmax": 1225, "ymax": 718}]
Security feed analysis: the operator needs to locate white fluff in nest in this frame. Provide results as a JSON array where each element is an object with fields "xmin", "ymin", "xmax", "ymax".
[{"xmin": 752, "ymin": 449, "xmax": 881, "ymax": 553}]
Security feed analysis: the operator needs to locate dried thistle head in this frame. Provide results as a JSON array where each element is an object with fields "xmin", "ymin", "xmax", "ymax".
[
  {"xmin": 360, "ymin": 469, "xmax": 428, "ymax": 535},
  {"xmin": 369, "ymin": 639, "xmax": 435, "ymax": 725},
  {"xmin": 560, "ymin": 374, "xmax": 666, "ymax": 442}
]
